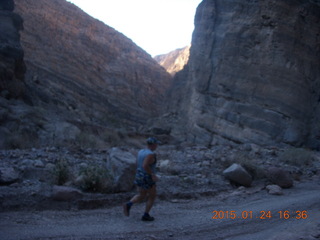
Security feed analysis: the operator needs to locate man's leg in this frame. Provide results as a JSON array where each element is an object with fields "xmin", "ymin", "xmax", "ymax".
[
  {"xmin": 145, "ymin": 185, "xmax": 156, "ymax": 214},
  {"xmin": 141, "ymin": 185, "xmax": 156, "ymax": 221},
  {"xmin": 123, "ymin": 187, "xmax": 147, "ymax": 216},
  {"xmin": 131, "ymin": 187, "xmax": 147, "ymax": 203}
]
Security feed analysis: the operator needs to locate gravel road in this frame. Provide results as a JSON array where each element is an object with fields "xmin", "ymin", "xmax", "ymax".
[{"xmin": 1, "ymin": 181, "xmax": 319, "ymax": 240}]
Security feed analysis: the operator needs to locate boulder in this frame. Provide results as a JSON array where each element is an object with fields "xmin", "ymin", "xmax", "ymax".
[
  {"xmin": 266, "ymin": 184, "xmax": 283, "ymax": 195},
  {"xmin": 266, "ymin": 167, "xmax": 293, "ymax": 188},
  {"xmin": 0, "ymin": 167, "xmax": 19, "ymax": 185},
  {"xmin": 223, "ymin": 163, "xmax": 252, "ymax": 187},
  {"xmin": 107, "ymin": 148, "xmax": 136, "ymax": 192},
  {"xmin": 52, "ymin": 185, "xmax": 83, "ymax": 201}
]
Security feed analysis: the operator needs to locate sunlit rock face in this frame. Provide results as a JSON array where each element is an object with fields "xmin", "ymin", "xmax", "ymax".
[
  {"xmin": 154, "ymin": 46, "xmax": 190, "ymax": 76},
  {"xmin": 170, "ymin": 0, "xmax": 320, "ymax": 148},
  {"xmin": 0, "ymin": 0, "xmax": 25, "ymax": 99}
]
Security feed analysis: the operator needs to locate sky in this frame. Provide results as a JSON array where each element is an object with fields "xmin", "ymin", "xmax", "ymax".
[{"xmin": 66, "ymin": 0, "xmax": 202, "ymax": 56}]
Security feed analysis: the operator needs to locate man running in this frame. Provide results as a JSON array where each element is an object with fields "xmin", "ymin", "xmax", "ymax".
[{"xmin": 123, "ymin": 137, "xmax": 160, "ymax": 221}]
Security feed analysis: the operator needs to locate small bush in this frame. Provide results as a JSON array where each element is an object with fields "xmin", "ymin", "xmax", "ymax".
[
  {"xmin": 5, "ymin": 129, "xmax": 39, "ymax": 149},
  {"xmin": 279, "ymin": 148, "xmax": 313, "ymax": 166},
  {"xmin": 53, "ymin": 158, "xmax": 70, "ymax": 185},
  {"xmin": 237, "ymin": 152, "xmax": 266, "ymax": 180},
  {"xmin": 78, "ymin": 165, "xmax": 113, "ymax": 193},
  {"xmin": 76, "ymin": 132, "xmax": 99, "ymax": 149}
]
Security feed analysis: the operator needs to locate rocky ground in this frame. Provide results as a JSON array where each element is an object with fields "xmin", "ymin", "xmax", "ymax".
[{"xmin": 0, "ymin": 143, "xmax": 319, "ymax": 239}]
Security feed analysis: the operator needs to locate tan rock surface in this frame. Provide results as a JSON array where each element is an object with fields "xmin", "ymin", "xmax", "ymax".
[{"xmin": 154, "ymin": 45, "xmax": 190, "ymax": 76}]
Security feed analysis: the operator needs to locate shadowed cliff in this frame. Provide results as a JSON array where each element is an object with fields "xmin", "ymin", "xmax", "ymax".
[
  {"xmin": 0, "ymin": 0, "xmax": 172, "ymax": 149},
  {"xmin": 165, "ymin": 0, "xmax": 320, "ymax": 149},
  {"xmin": 0, "ymin": 0, "xmax": 25, "ymax": 99}
]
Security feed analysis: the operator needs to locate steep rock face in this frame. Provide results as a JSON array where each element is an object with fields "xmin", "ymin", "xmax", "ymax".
[
  {"xmin": 14, "ymin": 0, "xmax": 171, "ymax": 120},
  {"xmin": 0, "ymin": 0, "xmax": 172, "ymax": 148},
  {"xmin": 169, "ymin": 0, "xmax": 320, "ymax": 148},
  {"xmin": 154, "ymin": 46, "xmax": 190, "ymax": 76},
  {"xmin": 0, "ymin": 0, "xmax": 25, "ymax": 98}
]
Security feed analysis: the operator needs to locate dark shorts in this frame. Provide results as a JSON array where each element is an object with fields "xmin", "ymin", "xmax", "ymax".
[{"xmin": 134, "ymin": 169, "xmax": 156, "ymax": 190}]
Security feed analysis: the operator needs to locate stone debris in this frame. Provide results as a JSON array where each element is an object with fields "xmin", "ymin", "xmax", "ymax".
[{"xmin": 0, "ymin": 144, "xmax": 317, "ymax": 211}]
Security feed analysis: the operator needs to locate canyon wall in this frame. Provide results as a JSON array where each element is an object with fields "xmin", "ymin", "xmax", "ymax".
[
  {"xmin": 1, "ymin": 0, "xmax": 172, "ymax": 149},
  {"xmin": 168, "ymin": 0, "xmax": 320, "ymax": 148},
  {"xmin": 14, "ymin": 0, "xmax": 171, "ymax": 122}
]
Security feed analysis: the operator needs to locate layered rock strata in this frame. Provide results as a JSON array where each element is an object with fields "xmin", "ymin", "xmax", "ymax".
[{"xmin": 169, "ymin": 0, "xmax": 320, "ymax": 148}]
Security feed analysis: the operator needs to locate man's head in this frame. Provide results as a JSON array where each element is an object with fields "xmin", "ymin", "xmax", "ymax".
[{"xmin": 146, "ymin": 137, "xmax": 161, "ymax": 150}]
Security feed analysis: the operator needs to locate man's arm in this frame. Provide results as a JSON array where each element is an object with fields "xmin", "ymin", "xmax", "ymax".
[
  {"xmin": 143, "ymin": 154, "xmax": 155, "ymax": 175},
  {"xmin": 143, "ymin": 154, "xmax": 158, "ymax": 181}
]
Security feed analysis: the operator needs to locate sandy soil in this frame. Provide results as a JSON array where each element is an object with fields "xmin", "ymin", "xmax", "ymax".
[{"xmin": 1, "ymin": 181, "xmax": 319, "ymax": 240}]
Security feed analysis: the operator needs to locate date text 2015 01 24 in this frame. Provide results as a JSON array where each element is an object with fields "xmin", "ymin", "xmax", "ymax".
[{"xmin": 211, "ymin": 210, "xmax": 308, "ymax": 220}]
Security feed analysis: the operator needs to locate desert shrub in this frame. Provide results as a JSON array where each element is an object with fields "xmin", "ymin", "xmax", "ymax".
[
  {"xmin": 279, "ymin": 148, "xmax": 313, "ymax": 166},
  {"xmin": 78, "ymin": 165, "xmax": 113, "ymax": 193},
  {"xmin": 76, "ymin": 132, "xmax": 100, "ymax": 149},
  {"xmin": 53, "ymin": 158, "xmax": 70, "ymax": 185},
  {"xmin": 101, "ymin": 128, "xmax": 127, "ymax": 147},
  {"xmin": 237, "ymin": 152, "xmax": 266, "ymax": 179},
  {"xmin": 5, "ymin": 128, "xmax": 39, "ymax": 149},
  {"xmin": 5, "ymin": 131, "xmax": 25, "ymax": 149}
]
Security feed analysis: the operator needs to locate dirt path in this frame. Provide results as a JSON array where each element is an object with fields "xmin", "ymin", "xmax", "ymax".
[{"xmin": 1, "ymin": 181, "xmax": 320, "ymax": 240}]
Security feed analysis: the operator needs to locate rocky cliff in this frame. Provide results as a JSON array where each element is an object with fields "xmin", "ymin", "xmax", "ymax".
[
  {"xmin": 0, "ymin": 0, "xmax": 25, "ymax": 99},
  {"xmin": 0, "ymin": 0, "xmax": 172, "ymax": 148},
  {"xmin": 15, "ymin": 0, "xmax": 172, "ymax": 119},
  {"xmin": 166, "ymin": 0, "xmax": 320, "ymax": 149},
  {"xmin": 154, "ymin": 46, "xmax": 190, "ymax": 76}
]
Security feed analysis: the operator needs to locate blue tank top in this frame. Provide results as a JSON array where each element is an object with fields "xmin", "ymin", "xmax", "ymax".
[{"xmin": 137, "ymin": 149, "xmax": 157, "ymax": 174}]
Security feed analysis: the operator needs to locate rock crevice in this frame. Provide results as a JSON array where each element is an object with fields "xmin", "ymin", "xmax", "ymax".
[{"xmin": 0, "ymin": 0, "xmax": 25, "ymax": 99}]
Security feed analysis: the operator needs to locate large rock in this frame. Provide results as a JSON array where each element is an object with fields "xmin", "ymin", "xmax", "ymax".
[
  {"xmin": 167, "ymin": 0, "xmax": 320, "ymax": 149},
  {"xmin": 107, "ymin": 148, "xmax": 136, "ymax": 192},
  {"xmin": 0, "ymin": 167, "xmax": 19, "ymax": 185},
  {"xmin": 52, "ymin": 185, "xmax": 83, "ymax": 201},
  {"xmin": 266, "ymin": 167, "xmax": 293, "ymax": 188},
  {"xmin": 223, "ymin": 163, "xmax": 252, "ymax": 187}
]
